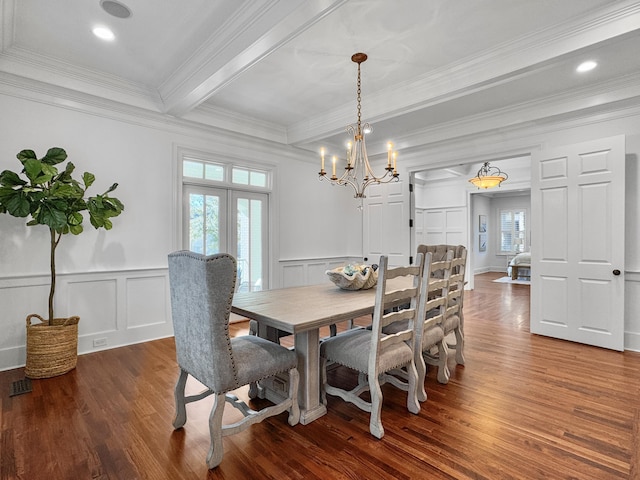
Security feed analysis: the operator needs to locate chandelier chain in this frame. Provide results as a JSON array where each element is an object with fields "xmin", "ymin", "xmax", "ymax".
[{"xmin": 356, "ymin": 62, "xmax": 362, "ymax": 137}]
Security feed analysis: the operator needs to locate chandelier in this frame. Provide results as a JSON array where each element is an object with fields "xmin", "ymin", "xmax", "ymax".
[
  {"xmin": 318, "ymin": 53, "xmax": 399, "ymax": 199},
  {"xmin": 468, "ymin": 162, "xmax": 508, "ymax": 189}
]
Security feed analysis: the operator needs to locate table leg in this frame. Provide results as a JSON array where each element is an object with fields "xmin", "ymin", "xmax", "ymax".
[{"xmin": 295, "ymin": 329, "xmax": 327, "ymax": 424}]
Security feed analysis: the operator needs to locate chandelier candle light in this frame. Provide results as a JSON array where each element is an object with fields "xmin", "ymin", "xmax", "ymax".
[{"xmin": 318, "ymin": 53, "xmax": 399, "ymax": 199}]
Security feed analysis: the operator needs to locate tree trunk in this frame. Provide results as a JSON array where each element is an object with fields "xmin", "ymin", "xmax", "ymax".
[{"xmin": 48, "ymin": 228, "xmax": 58, "ymax": 323}]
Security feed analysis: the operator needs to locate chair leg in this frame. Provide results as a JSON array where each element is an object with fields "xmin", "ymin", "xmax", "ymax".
[
  {"xmin": 287, "ymin": 367, "xmax": 300, "ymax": 426},
  {"xmin": 454, "ymin": 326, "xmax": 465, "ymax": 366},
  {"xmin": 173, "ymin": 368, "xmax": 189, "ymax": 429},
  {"xmin": 435, "ymin": 341, "xmax": 451, "ymax": 385},
  {"xmin": 369, "ymin": 374, "xmax": 384, "ymax": 439},
  {"xmin": 320, "ymin": 357, "xmax": 328, "ymax": 406},
  {"xmin": 206, "ymin": 393, "xmax": 226, "ymax": 469},
  {"xmin": 415, "ymin": 350, "xmax": 428, "ymax": 402},
  {"xmin": 406, "ymin": 361, "xmax": 421, "ymax": 415},
  {"xmin": 248, "ymin": 381, "xmax": 265, "ymax": 399}
]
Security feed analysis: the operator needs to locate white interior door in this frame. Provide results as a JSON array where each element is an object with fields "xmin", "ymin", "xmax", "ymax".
[
  {"xmin": 363, "ymin": 181, "xmax": 410, "ymax": 266},
  {"xmin": 530, "ymin": 135, "xmax": 625, "ymax": 350}
]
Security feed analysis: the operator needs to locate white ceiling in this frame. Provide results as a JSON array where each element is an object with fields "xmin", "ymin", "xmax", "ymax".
[{"xmin": 2, "ymin": 0, "xmax": 640, "ymax": 163}]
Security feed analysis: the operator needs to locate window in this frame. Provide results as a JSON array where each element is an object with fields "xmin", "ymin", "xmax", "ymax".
[
  {"xmin": 499, "ymin": 209, "xmax": 526, "ymax": 253},
  {"xmin": 180, "ymin": 153, "xmax": 271, "ymax": 291}
]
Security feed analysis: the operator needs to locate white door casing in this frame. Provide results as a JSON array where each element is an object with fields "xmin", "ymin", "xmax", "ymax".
[{"xmin": 530, "ymin": 135, "xmax": 625, "ymax": 350}]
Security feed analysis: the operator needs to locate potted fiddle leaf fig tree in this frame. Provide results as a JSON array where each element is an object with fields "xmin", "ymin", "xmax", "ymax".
[{"xmin": 0, "ymin": 147, "xmax": 124, "ymax": 378}]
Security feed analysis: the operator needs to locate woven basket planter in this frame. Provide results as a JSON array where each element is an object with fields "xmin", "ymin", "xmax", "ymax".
[{"xmin": 25, "ymin": 314, "xmax": 80, "ymax": 379}]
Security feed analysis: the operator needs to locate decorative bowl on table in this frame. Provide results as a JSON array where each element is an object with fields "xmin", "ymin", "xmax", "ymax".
[{"xmin": 326, "ymin": 264, "xmax": 378, "ymax": 290}]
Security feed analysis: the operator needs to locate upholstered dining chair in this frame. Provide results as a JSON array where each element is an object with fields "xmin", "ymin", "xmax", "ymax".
[
  {"xmin": 320, "ymin": 254, "xmax": 426, "ymax": 439},
  {"xmin": 167, "ymin": 251, "xmax": 300, "ymax": 469},
  {"xmin": 418, "ymin": 244, "xmax": 467, "ymax": 383}
]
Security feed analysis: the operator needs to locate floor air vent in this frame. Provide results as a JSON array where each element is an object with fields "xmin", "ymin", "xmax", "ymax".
[{"xmin": 10, "ymin": 378, "xmax": 32, "ymax": 397}]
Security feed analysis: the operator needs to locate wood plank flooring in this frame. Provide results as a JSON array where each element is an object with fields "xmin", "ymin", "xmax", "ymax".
[{"xmin": 1, "ymin": 272, "xmax": 639, "ymax": 479}]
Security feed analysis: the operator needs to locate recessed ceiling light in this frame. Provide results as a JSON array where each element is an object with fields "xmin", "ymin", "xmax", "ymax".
[
  {"xmin": 576, "ymin": 60, "xmax": 597, "ymax": 73},
  {"xmin": 100, "ymin": 0, "xmax": 132, "ymax": 19},
  {"xmin": 93, "ymin": 26, "xmax": 115, "ymax": 41}
]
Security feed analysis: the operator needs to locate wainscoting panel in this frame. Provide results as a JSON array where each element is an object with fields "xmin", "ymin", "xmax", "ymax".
[
  {"xmin": 624, "ymin": 270, "xmax": 640, "ymax": 352},
  {"xmin": 125, "ymin": 275, "xmax": 169, "ymax": 329},
  {"xmin": 279, "ymin": 257, "xmax": 360, "ymax": 288},
  {"xmin": 0, "ymin": 268, "xmax": 173, "ymax": 372},
  {"xmin": 67, "ymin": 278, "xmax": 118, "ymax": 335}
]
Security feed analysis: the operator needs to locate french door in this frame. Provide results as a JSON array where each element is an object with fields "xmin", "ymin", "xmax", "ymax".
[{"xmin": 183, "ymin": 185, "xmax": 268, "ymax": 291}]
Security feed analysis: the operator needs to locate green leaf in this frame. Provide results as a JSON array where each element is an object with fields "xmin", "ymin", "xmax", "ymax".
[
  {"xmin": 51, "ymin": 183, "xmax": 80, "ymax": 198},
  {"xmin": 33, "ymin": 173, "xmax": 54, "ymax": 184},
  {"xmin": 17, "ymin": 150, "xmax": 37, "ymax": 163},
  {"xmin": 41, "ymin": 163, "xmax": 58, "ymax": 177},
  {"xmin": 0, "ymin": 170, "xmax": 27, "ymax": 187},
  {"xmin": 23, "ymin": 158, "xmax": 43, "ymax": 183},
  {"xmin": 59, "ymin": 162, "xmax": 76, "ymax": 183},
  {"xmin": 42, "ymin": 147, "xmax": 67, "ymax": 165},
  {"xmin": 5, "ymin": 192, "xmax": 30, "ymax": 217},
  {"xmin": 83, "ymin": 172, "xmax": 95, "ymax": 188},
  {"xmin": 68, "ymin": 211, "xmax": 83, "ymax": 226},
  {"xmin": 69, "ymin": 224, "xmax": 83, "ymax": 235},
  {"xmin": 37, "ymin": 201, "xmax": 68, "ymax": 230}
]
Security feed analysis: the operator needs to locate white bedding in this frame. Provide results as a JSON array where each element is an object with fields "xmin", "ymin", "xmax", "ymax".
[
  {"xmin": 510, "ymin": 252, "xmax": 531, "ymax": 265},
  {"xmin": 507, "ymin": 252, "xmax": 531, "ymax": 277}
]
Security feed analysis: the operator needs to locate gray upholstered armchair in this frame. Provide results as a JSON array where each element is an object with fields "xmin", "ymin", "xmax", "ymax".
[{"xmin": 167, "ymin": 251, "xmax": 300, "ymax": 469}]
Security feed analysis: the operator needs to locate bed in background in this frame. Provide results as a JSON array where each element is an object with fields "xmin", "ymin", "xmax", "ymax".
[{"xmin": 508, "ymin": 252, "xmax": 531, "ymax": 280}]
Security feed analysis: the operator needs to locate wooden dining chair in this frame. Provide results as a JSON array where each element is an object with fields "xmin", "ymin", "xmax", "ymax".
[
  {"xmin": 383, "ymin": 250, "xmax": 452, "ymax": 396},
  {"xmin": 418, "ymin": 244, "xmax": 467, "ymax": 383},
  {"xmin": 319, "ymin": 254, "xmax": 427, "ymax": 439},
  {"xmin": 167, "ymin": 251, "xmax": 300, "ymax": 469}
]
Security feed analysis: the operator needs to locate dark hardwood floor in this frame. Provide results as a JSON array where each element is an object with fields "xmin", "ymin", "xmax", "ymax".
[{"xmin": 1, "ymin": 272, "xmax": 639, "ymax": 479}]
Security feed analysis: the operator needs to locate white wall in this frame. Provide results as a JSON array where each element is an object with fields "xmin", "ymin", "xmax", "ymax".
[{"xmin": 0, "ymin": 90, "xmax": 360, "ymax": 371}]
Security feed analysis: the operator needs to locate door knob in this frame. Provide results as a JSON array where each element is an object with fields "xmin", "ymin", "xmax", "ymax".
[{"xmin": 613, "ymin": 269, "xmax": 621, "ymax": 276}]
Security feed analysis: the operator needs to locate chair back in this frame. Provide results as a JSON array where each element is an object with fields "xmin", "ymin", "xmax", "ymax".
[
  {"xmin": 168, "ymin": 251, "xmax": 238, "ymax": 392},
  {"xmin": 418, "ymin": 244, "xmax": 466, "ymax": 278},
  {"xmin": 446, "ymin": 248, "xmax": 467, "ymax": 318},
  {"xmin": 369, "ymin": 254, "xmax": 426, "ymax": 375}
]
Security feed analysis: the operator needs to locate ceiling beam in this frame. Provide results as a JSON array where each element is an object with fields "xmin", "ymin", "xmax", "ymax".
[{"xmin": 160, "ymin": 0, "xmax": 348, "ymax": 116}]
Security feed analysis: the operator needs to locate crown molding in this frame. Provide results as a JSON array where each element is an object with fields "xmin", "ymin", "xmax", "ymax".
[
  {"xmin": 395, "ymin": 71, "xmax": 640, "ymax": 155},
  {"xmin": 0, "ymin": 45, "xmax": 162, "ymax": 111},
  {"xmin": 399, "ymin": 97, "xmax": 640, "ymax": 171},
  {"xmin": 286, "ymin": 0, "xmax": 640, "ymax": 145},
  {"xmin": 184, "ymin": 102, "xmax": 288, "ymax": 144},
  {"xmin": 0, "ymin": 70, "xmax": 307, "ymax": 164}
]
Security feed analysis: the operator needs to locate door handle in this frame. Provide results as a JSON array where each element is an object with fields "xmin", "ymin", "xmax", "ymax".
[{"xmin": 613, "ymin": 269, "xmax": 621, "ymax": 276}]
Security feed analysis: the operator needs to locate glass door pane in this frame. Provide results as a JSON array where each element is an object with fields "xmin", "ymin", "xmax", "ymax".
[
  {"xmin": 183, "ymin": 185, "xmax": 228, "ymax": 255},
  {"xmin": 232, "ymin": 191, "xmax": 268, "ymax": 292}
]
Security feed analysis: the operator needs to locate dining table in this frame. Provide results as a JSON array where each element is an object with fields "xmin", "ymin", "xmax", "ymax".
[{"xmin": 231, "ymin": 277, "xmax": 410, "ymax": 425}]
